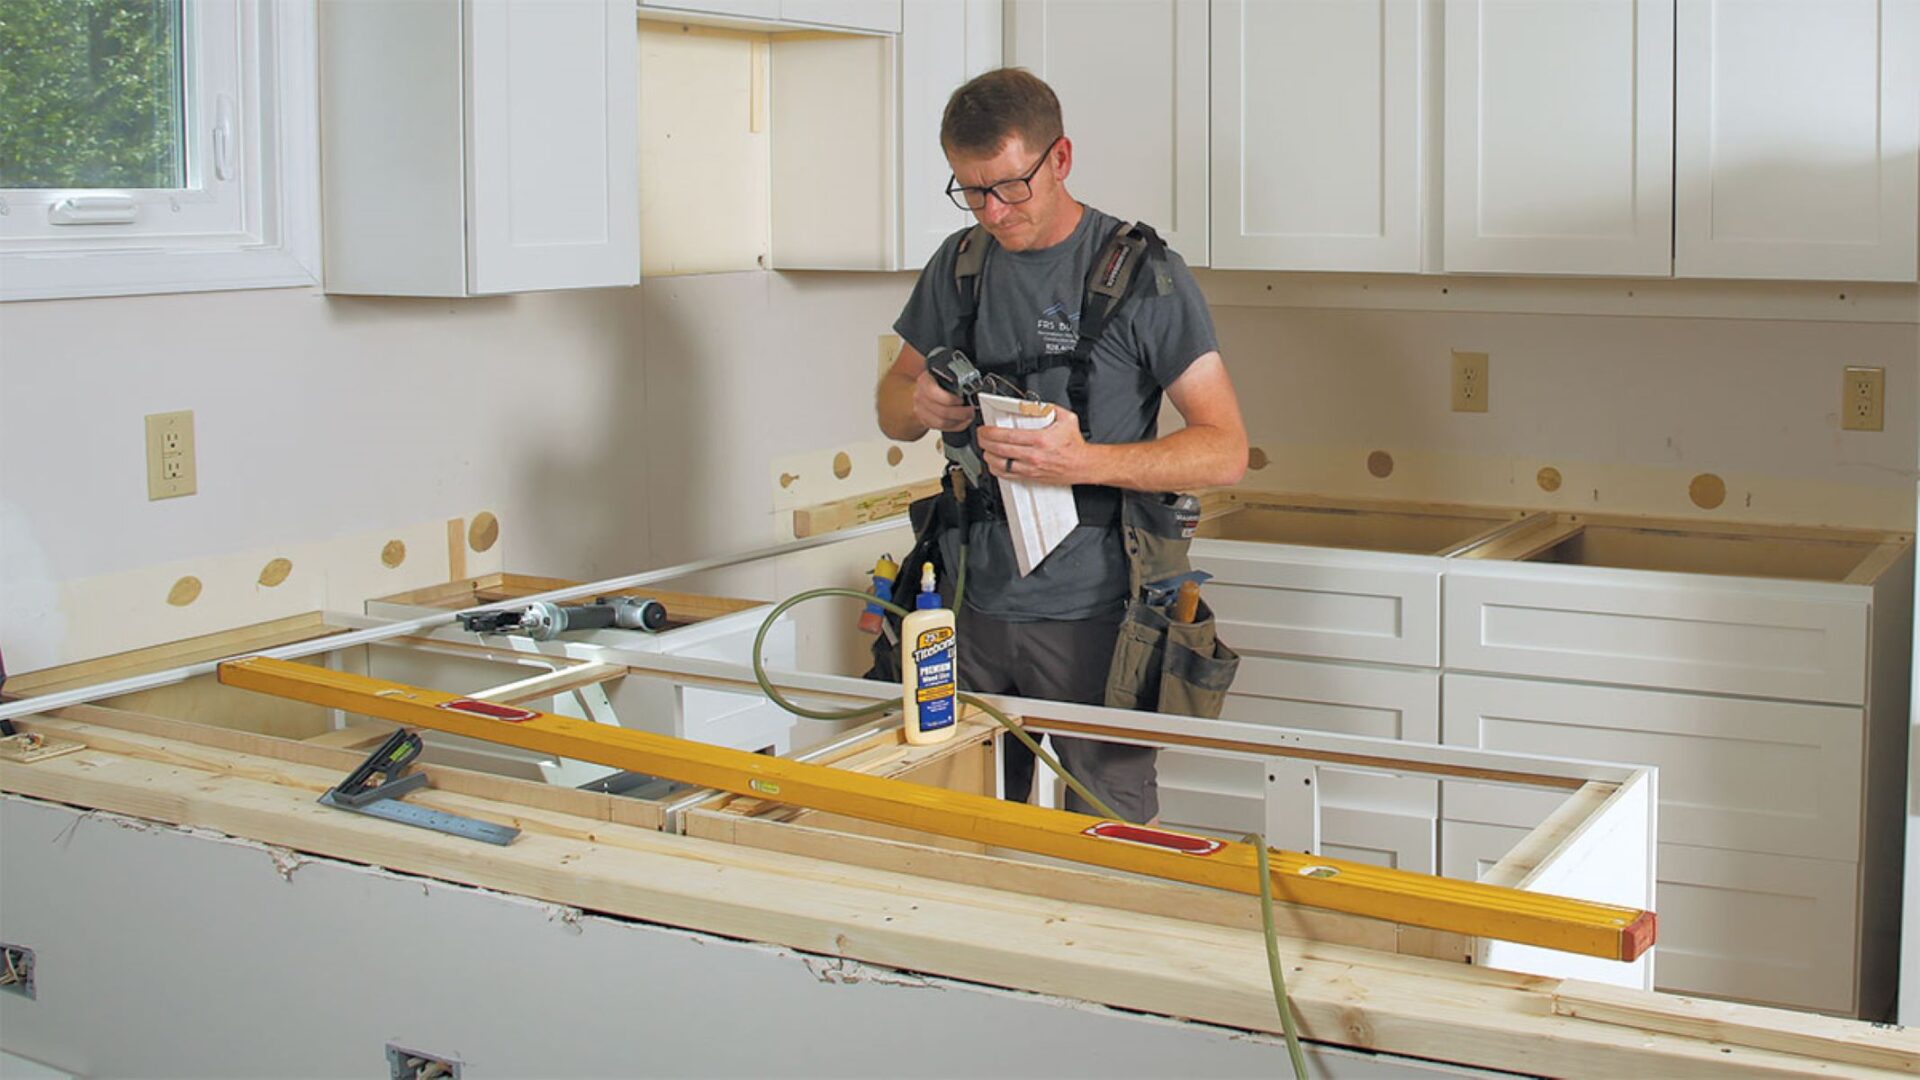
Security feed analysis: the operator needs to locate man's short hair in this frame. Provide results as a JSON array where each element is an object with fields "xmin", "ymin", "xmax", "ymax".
[{"xmin": 940, "ymin": 68, "xmax": 1063, "ymax": 158}]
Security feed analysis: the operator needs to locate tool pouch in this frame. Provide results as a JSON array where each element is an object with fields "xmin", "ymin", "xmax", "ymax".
[
  {"xmin": 1104, "ymin": 595, "xmax": 1240, "ymax": 719},
  {"xmin": 1105, "ymin": 492, "xmax": 1239, "ymax": 719},
  {"xmin": 863, "ymin": 488, "xmax": 960, "ymax": 684},
  {"xmin": 1120, "ymin": 491, "xmax": 1199, "ymax": 597}
]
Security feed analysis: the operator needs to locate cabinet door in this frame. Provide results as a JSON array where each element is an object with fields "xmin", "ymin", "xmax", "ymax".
[
  {"xmin": 1006, "ymin": 0, "xmax": 1209, "ymax": 263},
  {"xmin": 1442, "ymin": 0, "xmax": 1673, "ymax": 275},
  {"xmin": 1211, "ymin": 0, "xmax": 1422, "ymax": 271},
  {"xmin": 900, "ymin": 0, "xmax": 1002, "ymax": 270},
  {"xmin": 1674, "ymin": 0, "xmax": 1920, "ymax": 282},
  {"xmin": 467, "ymin": 0, "xmax": 640, "ymax": 293}
]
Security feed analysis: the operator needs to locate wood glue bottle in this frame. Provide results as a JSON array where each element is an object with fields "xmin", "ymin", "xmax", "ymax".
[{"xmin": 900, "ymin": 563, "xmax": 958, "ymax": 745}]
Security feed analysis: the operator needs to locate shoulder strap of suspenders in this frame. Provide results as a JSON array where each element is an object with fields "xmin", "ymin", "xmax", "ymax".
[
  {"xmin": 949, "ymin": 224, "xmax": 993, "ymax": 359},
  {"xmin": 949, "ymin": 219, "xmax": 1167, "ymax": 439}
]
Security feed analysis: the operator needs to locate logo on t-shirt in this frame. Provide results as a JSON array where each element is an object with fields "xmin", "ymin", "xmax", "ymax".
[{"xmin": 1037, "ymin": 300, "xmax": 1080, "ymax": 355}]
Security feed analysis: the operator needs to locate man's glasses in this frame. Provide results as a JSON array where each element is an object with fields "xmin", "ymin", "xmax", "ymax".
[{"xmin": 945, "ymin": 136, "xmax": 1062, "ymax": 211}]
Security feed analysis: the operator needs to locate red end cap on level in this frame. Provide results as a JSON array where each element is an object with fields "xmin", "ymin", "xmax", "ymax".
[{"xmin": 1621, "ymin": 910, "xmax": 1658, "ymax": 962}]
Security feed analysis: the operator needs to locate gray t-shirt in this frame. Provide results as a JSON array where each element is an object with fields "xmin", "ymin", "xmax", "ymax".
[{"xmin": 892, "ymin": 206, "xmax": 1219, "ymax": 621}]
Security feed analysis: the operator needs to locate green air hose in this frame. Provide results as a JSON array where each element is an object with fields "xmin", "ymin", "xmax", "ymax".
[{"xmin": 747, "ymin": 563, "xmax": 1309, "ymax": 1078}]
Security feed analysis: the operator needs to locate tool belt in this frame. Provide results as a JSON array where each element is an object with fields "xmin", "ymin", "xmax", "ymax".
[{"xmin": 1102, "ymin": 491, "xmax": 1240, "ymax": 720}]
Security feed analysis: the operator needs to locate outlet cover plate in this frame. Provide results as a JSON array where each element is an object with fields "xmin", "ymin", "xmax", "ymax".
[
  {"xmin": 145, "ymin": 410, "xmax": 197, "ymax": 499},
  {"xmin": 1452, "ymin": 351, "xmax": 1489, "ymax": 413},
  {"xmin": 1842, "ymin": 366, "xmax": 1884, "ymax": 432}
]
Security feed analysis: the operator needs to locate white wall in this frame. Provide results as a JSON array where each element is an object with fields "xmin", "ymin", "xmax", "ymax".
[
  {"xmin": 0, "ymin": 273, "xmax": 915, "ymax": 673},
  {"xmin": 2, "ymin": 270, "xmax": 1916, "ymax": 675},
  {"xmin": 1213, "ymin": 296, "xmax": 1920, "ymax": 528}
]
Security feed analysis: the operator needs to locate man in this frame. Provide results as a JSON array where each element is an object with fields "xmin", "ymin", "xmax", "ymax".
[{"xmin": 875, "ymin": 68, "xmax": 1247, "ymax": 824}]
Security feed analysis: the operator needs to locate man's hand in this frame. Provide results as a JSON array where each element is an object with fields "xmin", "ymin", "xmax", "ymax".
[
  {"xmin": 913, "ymin": 370, "xmax": 976, "ymax": 433},
  {"xmin": 977, "ymin": 405, "xmax": 1095, "ymax": 486}
]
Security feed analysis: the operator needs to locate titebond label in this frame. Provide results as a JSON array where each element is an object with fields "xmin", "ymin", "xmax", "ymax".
[{"xmin": 911, "ymin": 625, "xmax": 956, "ymax": 731}]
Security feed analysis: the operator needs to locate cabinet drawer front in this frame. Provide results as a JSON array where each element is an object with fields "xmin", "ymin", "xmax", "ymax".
[
  {"xmin": 1440, "ymin": 826, "xmax": 1859, "ymax": 1014},
  {"xmin": 1221, "ymin": 655, "xmax": 1440, "ymax": 740},
  {"xmin": 1444, "ymin": 675, "xmax": 1863, "ymax": 859},
  {"xmin": 1444, "ymin": 569, "xmax": 1868, "ymax": 703},
  {"xmin": 1654, "ymin": 844, "xmax": 1859, "ymax": 1015},
  {"xmin": 1193, "ymin": 546, "xmax": 1441, "ymax": 666}
]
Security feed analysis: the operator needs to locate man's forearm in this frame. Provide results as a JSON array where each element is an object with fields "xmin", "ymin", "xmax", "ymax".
[
  {"xmin": 877, "ymin": 371, "xmax": 929, "ymax": 442},
  {"xmin": 1080, "ymin": 424, "xmax": 1248, "ymax": 493}
]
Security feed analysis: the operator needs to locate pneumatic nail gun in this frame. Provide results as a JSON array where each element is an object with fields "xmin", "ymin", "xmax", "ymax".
[{"xmin": 923, "ymin": 346, "xmax": 986, "ymax": 486}]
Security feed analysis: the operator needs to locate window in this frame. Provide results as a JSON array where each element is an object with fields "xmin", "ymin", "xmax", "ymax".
[{"xmin": 0, "ymin": 0, "xmax": 318, "ymax": 301}]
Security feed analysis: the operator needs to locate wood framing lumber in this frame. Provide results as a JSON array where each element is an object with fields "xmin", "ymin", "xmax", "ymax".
[
  {"xmin": 217, "ymin": 657, "xmax": 1655, "ymax": 961},
  {"xmin": 2, "ymin": 612, "xmax": 339, "ymax": 698},
  {"xmin": 0, "ymin": 737, "xmax": 1902, "ymax": 1078},
  {"xmin": 791, "ymin": 478, "xmax": 940, "ymax": 538},
  {"xmin": 684, "ymin": 810, "xmax": 1475, "ymax": 963},
  {"xmin": 1551, "ymin": 980, "xmax": 1919, "ymax": 1073},
  {"xmin": 23, "ymin": 705, "xmax": 666, "ymax": 830}
]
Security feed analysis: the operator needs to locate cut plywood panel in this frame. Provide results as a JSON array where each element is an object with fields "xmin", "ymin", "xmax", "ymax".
[
  {"xmin": 769, "ymin": 31, "xmax": 896, "ymax": 269},
  {"xmin": 638, "ymin": 21, "xmax": 771, "ymax": 276}
]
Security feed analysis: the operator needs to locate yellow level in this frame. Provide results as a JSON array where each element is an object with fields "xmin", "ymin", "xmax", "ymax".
[{"xmin": 219, "ymin": 657, "xmax": 1654, "ymax": 962}]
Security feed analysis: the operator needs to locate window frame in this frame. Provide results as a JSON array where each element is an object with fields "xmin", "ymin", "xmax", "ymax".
[{"xmin": 0, "ymin": 0, "xmax": 320, "ymax": 302}]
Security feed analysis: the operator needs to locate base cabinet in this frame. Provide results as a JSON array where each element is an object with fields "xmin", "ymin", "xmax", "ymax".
[{"xmin": 1443, "ymin": 672, "xmax": 1878, "ymax": 1015}]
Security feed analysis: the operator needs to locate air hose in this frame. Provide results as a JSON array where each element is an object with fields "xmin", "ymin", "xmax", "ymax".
[{"xmin": 747, "ymin": 565, "xmax": 1309, "ymax": 1078}]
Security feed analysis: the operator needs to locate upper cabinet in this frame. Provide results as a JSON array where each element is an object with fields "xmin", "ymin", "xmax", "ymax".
[
  {"xmin": 1007, "ymin": 0, "xmax": 1209, "ymax": 264},
  {"xmin": 1211, "ymin": 0, "xmax": 1423, "ymax": 271},
  {"xmin": 321, "ymin": 0, "xmax": 639, "ymax": 296},
  {"xmin": 1442, "ymin": 0, "xmax": 1673, "ymax": 276},
  {"xmin": 1674, "ymin": 0, "xmax": 1920, "ymax": 282},
  {"xmin": 900, "ymin": 0, "xmax": 1003, "ymax": 270}
]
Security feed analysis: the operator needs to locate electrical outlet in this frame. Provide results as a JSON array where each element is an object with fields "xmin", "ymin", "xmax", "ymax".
[
  {"xmin": 1, "ymin": 944, "xmax": 35, "ymax": 999},
  {"xmin": 145, "ymin": 410, "xmax": 197, "ymax": 500},
  {"xmin": 388, "ymin": 1045, "xmax": 460, "ymax": 1080},
  {"xmin": 1842, "ymin": 366, "xmax": 1884, "ymax": 432},
  {"xmin": 1452, "ymin": 351, "xmax": 1489, "ymax": 413}
]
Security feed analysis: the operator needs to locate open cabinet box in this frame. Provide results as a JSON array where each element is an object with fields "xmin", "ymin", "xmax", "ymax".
[{"xmin": 1195, "ymin": 490, "xmax": 1532, "ymax": 555}]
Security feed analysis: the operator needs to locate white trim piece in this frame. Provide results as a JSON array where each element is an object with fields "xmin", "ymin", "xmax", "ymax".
[{"xmin": 1191, "ymin": 270, "xmax": 1920, "ymax": 324}]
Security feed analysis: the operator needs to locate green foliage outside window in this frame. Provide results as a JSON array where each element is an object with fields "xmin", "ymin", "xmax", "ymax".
[{"xmin": 0, "ymin": 0, "xmax": 186, "ymax": 189}]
